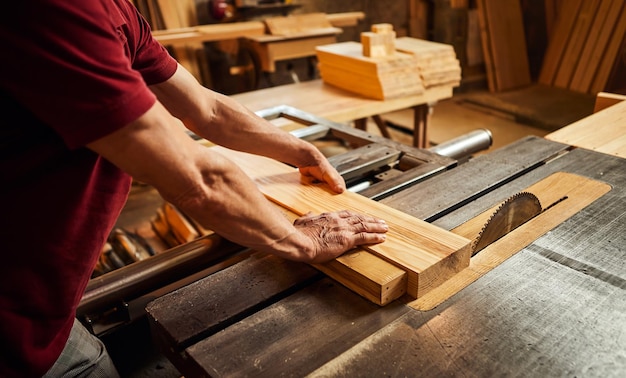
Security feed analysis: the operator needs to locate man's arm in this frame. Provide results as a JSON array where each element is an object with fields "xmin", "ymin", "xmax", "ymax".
[
  {"xmin": 87, "ymin": 100, "xmax": 387, "ymax": 263},
  {"xmin": 149, "ymin": 64, "xmax": 347, "ymax": 194}
]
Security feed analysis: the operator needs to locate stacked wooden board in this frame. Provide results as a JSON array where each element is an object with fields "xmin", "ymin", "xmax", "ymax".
[
  {"xmin": 316, "ymin": 41, "xmax": 424, "ymax": 100},
  {"xmin": 211, "ymin": 145, "xmax": 472, "ymax": 305},
  {"xmin": 395, "ymin": 37, "xmax": 462, "ymax": 88},
  {"xmin": 538, "ymin": 0, "xmax": 626, "ymax": 94},
  {"xmin": 316, "ymin": 23, "xmax": 462, "ymax": 100}
]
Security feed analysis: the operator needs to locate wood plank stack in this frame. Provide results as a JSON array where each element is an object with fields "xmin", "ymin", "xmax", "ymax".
[
  {"xmin": 476, "ymin": 0, "xmax": 532, "ymax": 92},
  {"xmin": 395, "ymin": 37, "xmax": 462, "ymax": 88},
  {"xmin": 316, "ymin": 24, "xmax": 425, "ymax": 100},
  {"xmin": 539, "ymin": 0, "xmax": 626, "ymax": 94}
]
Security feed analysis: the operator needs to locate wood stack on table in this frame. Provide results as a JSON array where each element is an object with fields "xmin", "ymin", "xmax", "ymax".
[
  {"xmin": 316, "ymin": 24, "xmax": 425, "ymax": 100},
  {"xmin": 395, "ymin": 37, "xmax": 462, "ymax": 88},
  {"xmin": 316, "ymin": 24, "xmax": 461, "ymax": 100}
]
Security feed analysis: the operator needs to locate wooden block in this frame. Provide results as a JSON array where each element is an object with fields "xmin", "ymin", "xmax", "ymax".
[
  {"xmin": 264, "ymin": 12, "xmax": 333, "ymax": 36},
  {"xmin": 568, "ymin": 0, "xmax": 623, "ymax": 93},
  {"xmin": 211, "ymin": 146, "xmax": 472, "ymax": 299},
  {"xmin": 276, "ymin": 206, "xmax": 407, "ymax": 305},
  {"xmin": 477, "ymin": 0, "xmax": 531, "ymax": 91},
  {"xmin": 593, "ymin": 92, "xmax": 626, "ymax": 113},
  {"xmin": 371, "ymin": 23, "xmax": 393, "ymax": 34},
  {"xmin": 316, "ymin": 42, "xmax": 423, "ymax": 100},
  {"xmin": 326, "ymin": 12, "xmax": 366, "ymax": 27},
  {"xmin": 361, "ymin": 32, "xmax": 383, "ymax": 58},
  {"xmin": 162, "ymin": 202, "xmax": 200, "ymax": 244}
]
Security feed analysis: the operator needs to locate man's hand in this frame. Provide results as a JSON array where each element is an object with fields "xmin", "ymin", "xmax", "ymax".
[
  {"xmin": 298, "ymin": 159, "xmax": 346, "ymax": 194},
  {"xmin": 292, "ymin": 210, "xmax": 388, "ymax": 263}
]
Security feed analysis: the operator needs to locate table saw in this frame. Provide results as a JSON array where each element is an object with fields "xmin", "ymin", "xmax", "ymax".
[{"xmin": 79, "ymin": 104, "xmax": 625, "ymax": 377}]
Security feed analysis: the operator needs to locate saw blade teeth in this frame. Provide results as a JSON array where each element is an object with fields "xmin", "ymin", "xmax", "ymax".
[{"xmin": 472, "ymin": 191, "xmax": 542, "ymax": 255}]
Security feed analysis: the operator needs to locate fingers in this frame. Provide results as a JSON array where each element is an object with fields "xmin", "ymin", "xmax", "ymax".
[
  {"xmin": 292, "ymin": 210, "xmax": 388, "ymax": 263},
  {"xmin": 299, "ymin": 165, "xmax": 346, "ymax": 194}
]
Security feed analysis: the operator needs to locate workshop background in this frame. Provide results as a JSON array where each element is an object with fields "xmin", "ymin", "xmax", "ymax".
[{"xmin": 95, "ymin": 1, "xmax": 625, "ymax": 377}]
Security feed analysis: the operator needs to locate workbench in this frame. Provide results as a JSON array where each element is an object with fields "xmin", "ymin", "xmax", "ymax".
[
  {"xmin": 231, "ymin": 79, "xmax": 456, "ymax": 148},
  {"xmin": 144, "ymin": 101, "xmax": 626, "ymax": 377}
]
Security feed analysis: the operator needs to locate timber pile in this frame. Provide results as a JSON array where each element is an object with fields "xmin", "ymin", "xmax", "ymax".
[
  {"xmin": 538, "ymin": 0, "xmax": 626, "ymax": 94},
  {"xmin": 476, "ymin": 0, "xmax": 531, "ymax": 92},
  {"xmin": 316, "ymin": 24, "xmax": 425, "ymax": 100},
  {"xmin": 476, "ymin": 0, "xmax": 626, "ymax": 94},
  {"xmin": 395, "ymin": 37, "xmax": 462, "ymax": 88}
]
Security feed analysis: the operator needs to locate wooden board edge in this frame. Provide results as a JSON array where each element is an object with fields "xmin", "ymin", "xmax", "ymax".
[{"xmin": 313, "ymin": 252, "xmax": 407, "ymax": 306}]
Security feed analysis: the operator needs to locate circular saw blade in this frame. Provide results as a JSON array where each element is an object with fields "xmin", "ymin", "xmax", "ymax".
[{"xmin": 472, "ymin": 192, "xmax": 542, "ymax": 255}]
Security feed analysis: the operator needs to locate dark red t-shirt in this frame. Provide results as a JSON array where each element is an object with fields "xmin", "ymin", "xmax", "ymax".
[{"xmin": 0, "ymin": 0, "xmax": 177, "ymax": 376}]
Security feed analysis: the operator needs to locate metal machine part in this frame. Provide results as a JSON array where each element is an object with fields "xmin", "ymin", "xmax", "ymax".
[
  {"xmin": 428, "ymin": 129, "xmax": 493, "ymax": 161},
  {"xmin": 472, "ymin": 192, "xmax": 542, "ymax": 254}
]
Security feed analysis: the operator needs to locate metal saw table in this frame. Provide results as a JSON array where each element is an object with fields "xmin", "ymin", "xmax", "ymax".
[{"xmin": 139, "ymin": 103, "xmax": 626, "ymax": 377}]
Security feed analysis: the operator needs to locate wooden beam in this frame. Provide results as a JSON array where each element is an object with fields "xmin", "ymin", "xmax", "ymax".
[
  {"xmin": 476, "ymin": 0, "xmax": 531, "ymax": 92},
  {"xmin": 210, "ymin": 146, "xmax": 472, "ymax": 300}
]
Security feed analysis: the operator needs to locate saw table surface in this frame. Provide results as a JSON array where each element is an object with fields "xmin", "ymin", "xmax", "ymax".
[{"xmin": 146, "ymin": 120, "xmax": 626, "ymax": 375}]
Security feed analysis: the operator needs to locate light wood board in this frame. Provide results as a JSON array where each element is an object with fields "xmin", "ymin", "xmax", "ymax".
[
  {"xmin": 476, "ymin": 0, "xmax": 531, "ymax": 92},
  {"xmin": 210, "ymin": 146, "xmax": 472, "ymax": 300},
  {"xmin": 545, "ymin": 98, "xmax": 626, "ymax": 158}
]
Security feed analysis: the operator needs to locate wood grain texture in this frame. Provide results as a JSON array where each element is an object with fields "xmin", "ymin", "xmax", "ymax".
[
  {"xmin": 477, "ymin": 0, "xmax": 531, "ymax": 91},
  {"xmin": 589, "ymin": 2, "xmax": 626, "ymax": 93},
  {"xmin": 538, "ymin": 0, "xmax": 583, "ymax": 85},
  {"xmin": 183, "ymin": 278, "xmax": 410, "ymax": 377},
  {"xmin": 569, "ymin": 0, "xmax": 623, "ymax": 93},
  {"xmin": 553, "ymin": 0, "xmax": 601, "ymax": 89},
  {"xmin": 316, "ymin": 41, "xmax": 424, "ymax": 100},
  {"xmin": 276, "ymin": 206, "xmax": 407, "ymax": 306},
  {"xmin": 545, "ymin": 98, "xmax": 626, "ymax": 158},
  {"xmin": 410, "ymin": 172, "xmax": 612, "ymax": 311},
  {"xmin": 211, "ymin": 146, "xmax": 472, "ymax": 299}
]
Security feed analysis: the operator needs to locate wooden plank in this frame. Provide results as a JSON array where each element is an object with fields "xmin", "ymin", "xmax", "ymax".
[
  {"xmin": 590, "ymin": 4, "xmax": 626, "ymax": 93},
  {"xmin": 146, "ymin": 253, "xmax": 321, "ymax": 357},
  {"xmin": 264, "ymin": 13, "xmax": 333, "ymax": 36},
  {"xmin": 538, "ymin": 0, "xmax": 583, "ymax": 86},
  {"xmin": 553, "ymin": 0, "xmax": 601, "ymax": 89},
  {"xmin": 152, "ymin": 21, "xmax": 266, "ymax": 45},
  {"xmin": 182, "ymin": 278, "xmax": 410, "ymax": 377},
  {"xmin": 569, "ymin": 0, "xmax": 624, "ymax": 93},
  {"xmin": 408, "ymin": 0, "xmax": 429, "ymax": 39},
  {"xmin": 478, "ymin": 0, "xmax": 531, "ymax": 91},
  {"xmin": 475, "ymin": 0, "xmax": 496, "ymax": 92},
  {"xmin": 545, "ymin": 99, "xmax": 626, "ymax": 158},
  {"xmin": 276, "ymin": 207, "xmax": 407, "ymax": 306},
  {"xmin": 210, "ymin": 146, "xmax": 472, "ymax": 299},
  {"xmin": 326, "ymin": 12, "xmax": 365, "ymax": 27}
]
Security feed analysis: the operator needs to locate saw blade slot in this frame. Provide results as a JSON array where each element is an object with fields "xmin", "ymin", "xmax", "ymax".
[{"xmin": 408, "ymin": 171, "xmax": 611, "ymax": 311}]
